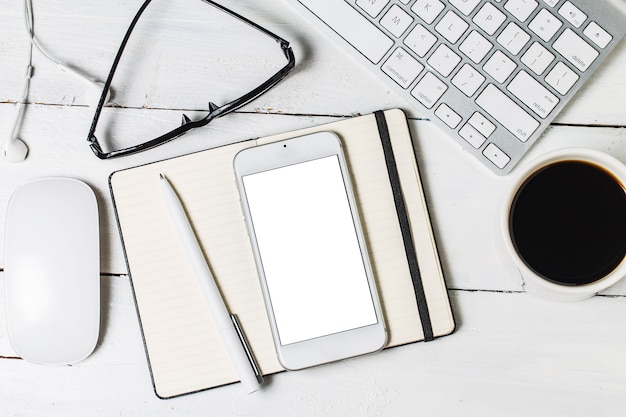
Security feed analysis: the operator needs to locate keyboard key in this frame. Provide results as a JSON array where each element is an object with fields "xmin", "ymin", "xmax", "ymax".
[
  {"xmin": 468, "ymin": 112, "xmax": 496, "ymax": 137},
  {"xmin": 459, "ymin": 124, "xmax": 486, "ymax": 148},
  {"xmin": 302, "ymin": 0, "xmax": 394, "ymax": 64},
  {"xmin": 452, "ymin": 63, "xmax": 486, "ymax": 96},
  {"xmin": 505, "ymin": 0, "xmax": 539, "ymax": 22},
  {"xmin": 404, "ymin": 24, "xmax": 438, "ymax": 57},
  {"xmin": 483, "ymin": 50, "xmax": 516, "ymax": 83},
  {"xmin": 473, "ymin": 3, "xmax": 507, "ymax": 36},
  {"xmin": 435, "ymin": 103, "xmax": 462, "ymax": 128},
  {"xmin": 483, "ymin": 143, "xmax": 511, "ymax": 169},
  {"xmin": 584, "ymin": 22, "xmax": 612, "ymax": 49},
  {"xmin": 382, "ymin": 47, "xmax": 425, "ymax": 88},
  {"xmin": 553, "ymin": 28, "xmax": 599, "ymax": 72},
  {"xmin": 476, "ymin": 84, "xmax": 539, "ymax": 142},
  {"xmin": 497, "ymin": 22, "xmax": 531, "ymax": 55},
  {"xmin": 558, "ymin": 1, "xmax": 587, "ymax": 28},
  {"xmin": 528, "ymin": 8, "xmax": 562, "ymax": 42},
  {"xmin": 356, "ymin": 0, "xmax": 390, "ymax": 18},
  {"xmin": 507, "ymin": 70, "xmax": 559, "ymax": 118},
  {"xmin": 428, "ymin": 44, "xmax": 462, "ymax": 77},
  {"xmin": 411, "ymin": 72, "xmax": 448, "ymax": 108},
  {"xmin": 459, "ymin": 30, "xmax": 493, "ymax": 64},
  {"xmin": 435, "ymin": 10, "xmax": 469, "ymax": 43},
  {"xmin": 545, "ymin": 61, "xmax": 579, "ymax": 94},
  {"xmin": 450, "ymin": 0, "xmax": 482, "ymax": 16},
  {"xmin": 411, "ymin": 0, "xmax": 445, "ymax": 24},
  {"xmin": 381, "ymin": 5, "xmax": 414, "ymax": 37},
  {"xmin": 521, "ymin": 42, "xmax": 555, "ymax": 75}
]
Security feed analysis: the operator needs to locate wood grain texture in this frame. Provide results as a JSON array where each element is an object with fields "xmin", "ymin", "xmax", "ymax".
[
  {"xmin": 1, "ymin": 277, "xmax": 625, "ymax": 416},
  {"xmin": 0, "ymin": 0, "xmax": 625, "ymax": 415}
]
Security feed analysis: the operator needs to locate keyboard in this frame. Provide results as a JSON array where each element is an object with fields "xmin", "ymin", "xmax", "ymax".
[{"xmin": 285, "ymin": 0, "xmax": 626, "ymax": 174}]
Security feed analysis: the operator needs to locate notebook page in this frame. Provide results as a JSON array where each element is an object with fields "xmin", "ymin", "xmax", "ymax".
[
  {"xmin": 111, "ymin": 142, "xmax": 283, "ymax": 398},
  {"xmin": 110, "ymin": 109, "xmax": 453, "ymax": 398}
]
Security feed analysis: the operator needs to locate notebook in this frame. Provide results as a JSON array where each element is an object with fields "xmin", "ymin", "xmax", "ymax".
[{"xmin": 109, "ymin": 109, "xmax": 455, "ymax": 399}]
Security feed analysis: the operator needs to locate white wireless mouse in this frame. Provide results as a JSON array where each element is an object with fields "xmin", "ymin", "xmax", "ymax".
[{"xmin": 5, "ymin": 178, "xmax": 100, "ymax": 365}]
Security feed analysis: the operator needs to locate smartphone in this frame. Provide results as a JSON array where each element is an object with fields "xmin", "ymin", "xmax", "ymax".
[{"xmin": 234, "ymin": 131, "xmax": 387, "ymax": 370}]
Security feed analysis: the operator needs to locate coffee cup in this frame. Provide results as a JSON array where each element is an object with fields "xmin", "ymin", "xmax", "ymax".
[{"xmin": 501, "ymin": 148, "xmax": 626, "ymax": 302}]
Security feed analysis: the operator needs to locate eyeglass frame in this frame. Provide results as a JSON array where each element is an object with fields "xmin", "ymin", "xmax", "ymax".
[{"xmin": 87, "ymin": 0, "xmax": 296, "ymax": 159}]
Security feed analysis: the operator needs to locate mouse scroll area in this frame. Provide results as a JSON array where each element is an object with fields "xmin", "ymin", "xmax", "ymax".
[{"xmin": 5, "ymin": 178, "xmax": 100, "ymax": 365}]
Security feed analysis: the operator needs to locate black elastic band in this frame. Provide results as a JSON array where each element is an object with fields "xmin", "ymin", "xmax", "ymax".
[{"xmin": 374, "ymin": 110, "xmax": 434, "ymax": 342}]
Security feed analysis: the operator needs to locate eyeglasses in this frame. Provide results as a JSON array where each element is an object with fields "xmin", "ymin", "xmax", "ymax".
[{"xmin": 87, "ymin": 0, "xmax": 295, "ymax": 159}]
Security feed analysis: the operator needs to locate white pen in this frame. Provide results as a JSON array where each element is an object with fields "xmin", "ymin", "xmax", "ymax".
[{"xmin": 159, "ymin": 174, "xmax": 261, "ymax": 394}]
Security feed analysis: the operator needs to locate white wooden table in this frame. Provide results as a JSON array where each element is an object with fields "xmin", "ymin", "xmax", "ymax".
[{"xmin": 1, "ymin": 1, "xmax": 625, "ymax": 415}]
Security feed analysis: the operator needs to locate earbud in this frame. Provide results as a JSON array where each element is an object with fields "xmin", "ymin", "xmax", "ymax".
[
  {"xmin": 57, "ymin": 64, "xmax": 112, "ymax": 107},
  {"xmin": 3, "ymin": 101, "xmax": 29, "ymax": 163},
  {"xmin": 7, "ymin": 0, "xmax": 113, "ymax": 163},
  {"xmin": 4, "ymin": 136, "xmax": 29, "ymax": 163}
]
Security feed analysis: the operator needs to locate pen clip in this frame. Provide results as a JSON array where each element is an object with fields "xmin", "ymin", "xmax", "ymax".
[{"xmin": 230, "ymin": 313, "xmax": 264, "ymax": 384}]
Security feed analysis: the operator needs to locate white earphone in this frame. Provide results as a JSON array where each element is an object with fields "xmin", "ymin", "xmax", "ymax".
[
  {"xmin": 4, "ymin": 0, "xmax": 112, "ymax": 163},
  {"xmin": 55, "ymin": 63, "xmax": 112, "ymax": 108},
  {"xmin": 6, "ymin": 102, "xmax": 30, "ymax": 163}
]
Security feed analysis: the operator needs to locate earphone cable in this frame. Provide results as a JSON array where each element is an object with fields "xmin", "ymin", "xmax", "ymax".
[
  {"xmin": 9, "ymin": 0, "xmax": 35, "ymax": 141},
  {"xmin": 24, "ymin": 0, "xmax": 95, "ymax": 83}
]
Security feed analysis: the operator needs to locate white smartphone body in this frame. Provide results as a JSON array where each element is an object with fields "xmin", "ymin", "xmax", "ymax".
[{"xmin": 234, "ymin": 132, "xmax": 387, "ymax": 370}]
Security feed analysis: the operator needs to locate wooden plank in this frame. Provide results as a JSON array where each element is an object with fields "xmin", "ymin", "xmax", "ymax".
[
  {"xmin": 2, "ymin": 1, "xmax": 625, "ymax": 125},
  {"xmin": 0, "ymin": 106, "xmax": 624, "ymax": 296},
  {"xmin": 415, "ymin": 121, "xmax": 626, "ymax": 293},
  {"xmin": 0, "ymin": 279, "xmax": 624, "ymax": 416}
]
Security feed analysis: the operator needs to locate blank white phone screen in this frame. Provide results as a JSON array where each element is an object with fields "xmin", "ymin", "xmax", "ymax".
[{"xmin": 242, "ymin": 155, "xmax": 378, "ymax": 345}]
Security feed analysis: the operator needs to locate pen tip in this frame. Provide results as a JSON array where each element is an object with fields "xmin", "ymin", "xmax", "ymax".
[{"xmin": 160, "ymin": 173, "xmax": 165, "ymax": 180}]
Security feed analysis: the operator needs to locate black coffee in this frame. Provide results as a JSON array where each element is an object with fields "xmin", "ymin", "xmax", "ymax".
[{"xmin": 510, "ymin": 161, "xmax": 626, "ymax": 286}]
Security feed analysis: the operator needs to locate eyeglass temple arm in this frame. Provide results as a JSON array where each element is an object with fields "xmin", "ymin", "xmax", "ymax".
[
  {"xmin": 87, "ymin": 0, "xmax": 296, "ymax": 159},
  {"xmin": 86, "ymin": 0, "xmax": 151, "ymax": 146}
]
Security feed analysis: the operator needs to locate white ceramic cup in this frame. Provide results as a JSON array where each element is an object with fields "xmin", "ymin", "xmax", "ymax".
[{"xmin": 501, "ymin": 148, "xmax": 626, "ymax": 302}]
